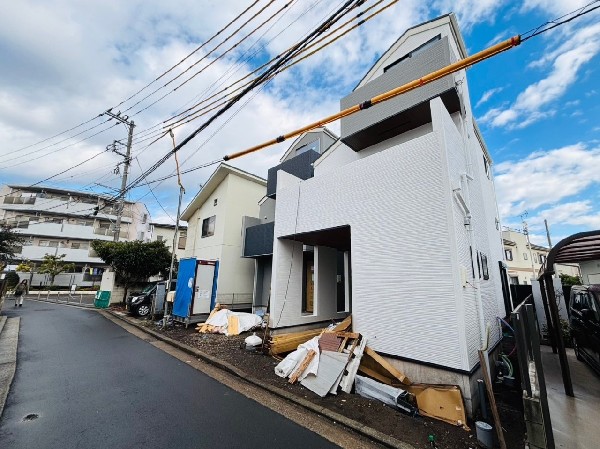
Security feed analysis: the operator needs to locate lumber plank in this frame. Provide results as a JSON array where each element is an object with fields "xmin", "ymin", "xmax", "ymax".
[
  {"xmin": 363, "ymin": 347, "xmax": 411, "ymax": 385},
  {"xmin": 332, "ymin": 316, "xmax": 351, "ymax": 331},
  {"xmin": 479, "ymin": 350, "xmax": 507, "ymax": 449},
  {"xmin": 289, "ymin": 350, "xmax": 316, "ymax": 384}
]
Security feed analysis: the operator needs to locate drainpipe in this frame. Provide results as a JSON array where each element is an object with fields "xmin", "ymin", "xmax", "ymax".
[
  {"xmin": 456, "ymin": 104, "xmax": 487, "ymax": 347},
  {"xmin": 462, "ymin": 174, "xmax": 487, "ymax": 347}
]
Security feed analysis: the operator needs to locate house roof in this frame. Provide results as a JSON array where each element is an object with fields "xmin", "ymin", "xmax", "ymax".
[
  {"xmin": 150, "ymin": 222, "xmax": 188, "ymax": 230},
  {"xmin": 278, "ymin": 127, "xmax": 339, "ymax": 162},
  {"xmin": 353, "ymin": 13, "xmax": 467, "ymax": 90},
  {"xmin": 180, "ymin": 163, "xmax": 266, "ymax": 221}
]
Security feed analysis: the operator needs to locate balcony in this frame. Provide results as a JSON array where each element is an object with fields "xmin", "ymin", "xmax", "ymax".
[
  {"xmin": 3, "ymin": 196, "xmax": 36, "ymax": 205},
  {"xmin": 93, "ymin": 227, "xmax": 128, "ymax": 239},
  {"xmin": 243, "ymin": 221, "xmax": 275, "ymax": 257},
  {"xmin": 266, "ymin": 150, "xmax": 320, "ymax": 198},
  {"xmin": 19, "ymin": 245, "xmax": 104, "ymax": 263},
  {"xmin": 340, "ymin": 36, "xmax": 460, "ymax": 151}
]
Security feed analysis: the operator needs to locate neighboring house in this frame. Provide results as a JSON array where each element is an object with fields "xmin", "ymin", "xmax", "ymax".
[
  {"xmin": 502, "ymin": 228, "xmax": 580, "ymax": 285},
  {"xmin": 260, "ymin": 14, "xmax": 509, "ymax": 414},
  {"xmin": 241, "ymin": 127, "xmax": 338, "ymax": 313},
  {"xmin": 0, "ymin": 185, "xmax": 152, "ymax": 287},
  {"xmin": 181, "ymin": 164, "xmax": 266, "ymax": 310},
  {"xmin": 580, "ymin": 260, "xmax": 600, "ymax": 284},
  {"xmin": 150, "ymin": 222, "xmax": 187, "ymax": 261}
]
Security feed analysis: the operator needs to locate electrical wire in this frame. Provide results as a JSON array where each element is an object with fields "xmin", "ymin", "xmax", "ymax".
[
  {"xmin": 118, "ymin": 0, "xmax": 363, "ymax": 199},
  {"xmin": 134, "ymin": 158, "xmax": 176, "ymax": 223},
  {"xmin": 520, "ymin": 0, "xmax": 600, "ymax": 42},
  {"xmin": 122, "ymin": 0, "xmax": 283, "ymax": 117}
]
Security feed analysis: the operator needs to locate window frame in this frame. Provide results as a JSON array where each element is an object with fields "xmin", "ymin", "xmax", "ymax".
[
  {"xmin": 201, "ymin": 215, "xmax": 216, "ymax": 238},
  {"xmin": 504, "ymin": 249, "xmax": 513, "ymax": 261}
]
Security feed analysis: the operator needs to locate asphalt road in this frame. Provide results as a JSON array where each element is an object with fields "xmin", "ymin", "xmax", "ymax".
[{"xmin": 0, "ymin": 300, "xmax": 340, "ymax": 449}]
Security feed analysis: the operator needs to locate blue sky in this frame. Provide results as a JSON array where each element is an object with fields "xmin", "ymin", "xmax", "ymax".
[{"xmin": 0, "ymin": 0, "xmax": 598, "ymax": 246}]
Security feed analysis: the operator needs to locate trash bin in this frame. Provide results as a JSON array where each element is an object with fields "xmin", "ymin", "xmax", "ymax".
[{"xmin": 94, "ymin": 290, "xmax": 111, "ymax": 309}]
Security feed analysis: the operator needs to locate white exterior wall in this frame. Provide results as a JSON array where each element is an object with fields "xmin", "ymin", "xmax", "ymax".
[
  {"xmin": 151, "ymin": 225, "xmax": 186, "ymax": 260},
  {"xmin": 580, "ymin": 260, "xmax": 600, "ymax": 284},
  {"xmin": 271, "ymin": 95, "xmax": 505, "ymax": 372},
  {"xmin": 184, "ymin": 173, "xmax": 265, "ymax": 299}
]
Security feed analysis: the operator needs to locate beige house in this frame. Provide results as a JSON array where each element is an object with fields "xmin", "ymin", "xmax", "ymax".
[
  {"xmin": 181, "ymin": 164, "xmax": 266, "ymax": 309},
  {"xmin": 502, "ymin": 229, "xmax": 580, "ymax": 284},
  {"xmin": 150, "ymin": 223, "xmax": 187, "ymax": 261}
]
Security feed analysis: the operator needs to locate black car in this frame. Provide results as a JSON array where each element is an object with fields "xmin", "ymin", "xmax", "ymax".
[
  {"xmin": 568, "ymin": 284, "xmax": 600, "ymax": 375},
  {"xmin": 127, "ymin": 279, "xmax": 177, "ymax": 317}
]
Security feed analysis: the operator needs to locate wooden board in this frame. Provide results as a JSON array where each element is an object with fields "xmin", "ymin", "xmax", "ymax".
[
  {"xmin": 479, "ymin": 350, "xmax": 507, "ymax": 448},
  {"xmin": 340, "ymin": 337, "xmax": 367, "ymax": 393},
  {"xmin": 359, "ymin": 346, "xmax": 412, "ymax": 385},
  {"xmin": 289, "ymin": 349, "xmax": 316, "ymax": 384},
  {"xmin": 332, "ymin": 316, "xmax": 351, "ymax": 332}
]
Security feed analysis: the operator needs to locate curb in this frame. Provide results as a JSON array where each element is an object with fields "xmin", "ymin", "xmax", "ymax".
[
  {"xmin": 25, "ymin": 297, "xmax": 95, "ymax": 309},
  {"xmin": 104, "ymin": 310, "xmax": 415, "ymax": 449},
  {"xmin": 0, "ymin": 317, "xmax": 20, "ymax": 420}
]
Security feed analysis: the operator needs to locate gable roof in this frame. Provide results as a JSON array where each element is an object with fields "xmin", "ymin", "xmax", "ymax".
[
  {"xmin": 279, "ymin": 127, "xmax": 339, "ymax": 162},
  {"xmin": 354, "ymin": 13, "xmax": 467, "ymax": 90},
  {"xmin": 180, "ymin": 163, "xmax": 266, "ymax": 221}
]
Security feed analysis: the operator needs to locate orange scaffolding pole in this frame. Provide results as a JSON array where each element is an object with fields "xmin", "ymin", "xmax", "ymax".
[{"xmin": 224, "ymin": 35, "xmax": 520, "ymax": 161}]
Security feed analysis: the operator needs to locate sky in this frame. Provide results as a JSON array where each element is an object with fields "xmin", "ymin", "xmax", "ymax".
[{"xmin": 0, "ymin": 0, "xmax": 598, "ymax": 247}]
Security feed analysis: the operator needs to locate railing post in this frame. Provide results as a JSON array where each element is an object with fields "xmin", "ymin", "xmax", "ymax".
[
  {"xmin": 56, "ymin": 292, "xmax": 59, "ymax": 303},
  {"xmin": 525, "ymin": 304, "xmax": 555, "ymax": 449}
]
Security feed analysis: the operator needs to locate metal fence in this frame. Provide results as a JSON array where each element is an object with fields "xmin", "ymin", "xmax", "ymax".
[
  {"xmin": 30, "ymin": 291, "xmax": 96, "ymax": 308},
  {"xmin": 511, "ymin": 295, "xmax": 555, "ymax": 449}
]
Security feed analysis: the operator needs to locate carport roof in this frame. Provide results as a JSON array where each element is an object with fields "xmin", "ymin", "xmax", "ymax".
[{"xmin": 546, "ymin": 230, "xmax": 600, "ymax": 267}]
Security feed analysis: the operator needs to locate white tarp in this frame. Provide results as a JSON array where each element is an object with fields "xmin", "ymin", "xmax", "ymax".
[
  {"xmin": 274, "ymin": 336, "xmax": 320, "ymax": 381},
  {"xmin": 204, "ymin": 309, "xmax": 262, "ymax": 335}
]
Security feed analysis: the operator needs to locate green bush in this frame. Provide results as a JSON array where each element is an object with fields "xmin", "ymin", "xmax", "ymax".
[{"xmin": 4, "ymin": 271, "xmax": 20, "ymax": 289}]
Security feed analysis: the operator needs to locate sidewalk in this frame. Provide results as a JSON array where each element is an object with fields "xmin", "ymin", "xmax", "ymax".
[{"xmin": 542, "ymin": 345, "xmax": 600, "ymax": 449}]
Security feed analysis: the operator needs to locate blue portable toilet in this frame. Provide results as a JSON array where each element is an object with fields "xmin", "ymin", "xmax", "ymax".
[{"xmin": 172, "ymin": 257, "xmax": 219, "ymax": 326}]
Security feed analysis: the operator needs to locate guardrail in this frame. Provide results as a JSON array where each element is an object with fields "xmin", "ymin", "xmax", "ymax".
[{"xmin": 32, "ymin": 291, "xmax": 96, "ymax": 308}]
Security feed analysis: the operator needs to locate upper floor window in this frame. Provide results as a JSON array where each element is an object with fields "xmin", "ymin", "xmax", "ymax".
[
  {"xmin": 295, "ymin": 139, "xmax": 320, "ymax": 156},
  {"xmin": 201, "ymin": 216, "xmax": 216, "ymax": 238},
  {"xmin": 504, "ymin": 249, "xmax": 513, "ymax": 261},
  {"xmin": 523, "ymin": 253, "xmax": 528, "ymax": 260},
  {"xmin": 156, "ymin": 235, "xmax": 164, "ymax": 242},
  {"xmin": 383, "ymin": 34, "xmax": 441, "ymax": 73},
  {"xmin": 214, "ymin": 198, "xmax": 218, "ymax": 207},
  {"xmin": 483, "ymin": 155, "xmax": 490, "ymax": 179},
  {"xmin": 539, "ymin": 254, "xmax": 547, "ymax": 264}
]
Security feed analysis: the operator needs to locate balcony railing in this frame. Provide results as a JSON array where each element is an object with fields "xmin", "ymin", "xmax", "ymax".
[
  {"xmin": 93, "ymin": 227, "xmax": 128, "ymax": 239},
  {"xmin": 3, "ymin": 196, "xmax": 36, "ymax": 205}
]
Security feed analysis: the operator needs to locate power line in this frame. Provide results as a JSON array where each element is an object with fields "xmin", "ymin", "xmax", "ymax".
[{"xmin": 117, "ymin": 0, "xmax": 363, "ymax": 199}]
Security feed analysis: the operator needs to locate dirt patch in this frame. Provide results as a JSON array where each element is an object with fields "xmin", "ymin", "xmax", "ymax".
[{"xmin": 128, "ymin": 315, "xmax": 525, "ymax": 449}]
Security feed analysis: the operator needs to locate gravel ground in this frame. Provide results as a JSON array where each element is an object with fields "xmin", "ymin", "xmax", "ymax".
[{"xmin": 126, "ymin": 312, "xmax": 525, "ymax": 449}]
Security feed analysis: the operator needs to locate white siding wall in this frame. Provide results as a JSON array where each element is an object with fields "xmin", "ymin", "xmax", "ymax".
[
  {"xmin": 272, "ymin": 123, "xmax": 466, "ymax": 370},
  {"xmin": 581, "ymin": 260, "xmax": 600, "ymax": 284},
  {"xmin": 184, "ymin": 173, "xmax": 265, "ymax": 298}
]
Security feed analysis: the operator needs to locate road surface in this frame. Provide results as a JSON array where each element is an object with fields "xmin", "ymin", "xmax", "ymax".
[{"xmin": 0, "ymin": 300, "xmax": 342, "ymax": 448}]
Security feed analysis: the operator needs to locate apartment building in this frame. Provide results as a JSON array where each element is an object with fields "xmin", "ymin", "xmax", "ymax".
[
  {"xmin": 0, "ymin": 185, "xmax": 152, "ymax": 287},
  {"xmin": 502, "ymin": 228, "xmax": 580, "ymax": 285}
]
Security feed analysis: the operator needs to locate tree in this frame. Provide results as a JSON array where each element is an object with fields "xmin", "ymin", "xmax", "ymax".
[
  {"xmin": 4, "ymin": 271, "xmax": 20, "ymax": 289},
  {"xmin": 559, "ymin": 273, "xmax": 582, "ymax": 286},
  {"xmin": 91, "ymin": 239, "xmax": 173, "ymax": 303},
  {"xmin": 38, "ymin": 254, "xmax": 75, "ymax": 286},
  {"xmin": 15, "ymin": 260, "xmax": 33, "ymax": 272},
  {"xmin": 0, "ymin": 225, "xmax": 24, "ymax": 271}
]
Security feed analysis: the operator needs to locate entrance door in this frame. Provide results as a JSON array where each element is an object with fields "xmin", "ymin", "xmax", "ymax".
[
  {"xmin": 192, "ymin": 263, "xmax": 216, "ymax": 314},
  {"xmin": 303, "ymin": 252, "xmax": 314, "ymax": 314}
]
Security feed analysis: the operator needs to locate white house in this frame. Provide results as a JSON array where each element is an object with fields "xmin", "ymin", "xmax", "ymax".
[
  {"xmin": 181, "ymin": 164, "xmax": 266, "ymax": 310},
  {"xmin": 150, "ymin": 222, "xmax": 187, "ymax": 262},
  {"xmin": 266, "ymin": 14, "xmax": 508, "ymax": 414},
  {"xmin": 580, "ymin": 260, "xmax": 600, "ymax": 284},
  {"xmin": 502, "ymin": 228, "xmax": 580, "ymax": 285},
  {"xmin": 0, "ymin": 185, "xmax": 152, "ymax": 287}
]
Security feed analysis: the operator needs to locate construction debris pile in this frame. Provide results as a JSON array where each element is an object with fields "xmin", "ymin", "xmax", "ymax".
[
  {"xmin": 195, "ymin": 305, "xmax": 262, "ymax": 336},
  {"xmin": 271, "ymin": 316, "xmax": 467, "ymax": 428}
]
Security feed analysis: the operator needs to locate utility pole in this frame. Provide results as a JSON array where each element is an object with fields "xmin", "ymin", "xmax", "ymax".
[
  {"xmin": 521, "ymin": 214, "xmax": 536, "ymax": 282},
  {"xmin": 102, "ymin": 110, "xmax": 135, "ymax": 242},
  {"xmin": 544, "ymin": 218, "xmax": 552, "ymax": 249}
]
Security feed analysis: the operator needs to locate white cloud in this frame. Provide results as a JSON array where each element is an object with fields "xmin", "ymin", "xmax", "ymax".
[
  {"xmin": 494, "ymin": 143, "xmax": 600, "ymax": 218},
  {"xmin": 432, "ymin": 0, "xmax": 506, "ymax": 30},
  {"xmin": 475, "ymin": 87, "xmax": 504, "ymax": 108},
  {"xmin": 522, "ymin": 0, "xmax": 593, "ymax": 16},
  {"xmin": 531, "ymin": 201, "xmax": 600, "ymax": 229},
  {"xmin": 480, "ymin": 21, "xmax": 600, "ymax": 129}
]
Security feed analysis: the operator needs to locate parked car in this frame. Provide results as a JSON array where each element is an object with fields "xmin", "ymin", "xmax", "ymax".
[
  {"xmin": 127, "ymin": 279, "xmax": 177, "ymax": 317},
  {"xmin": 568, "ymin": 284, "xmax": 600, "ymax": 374}
]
